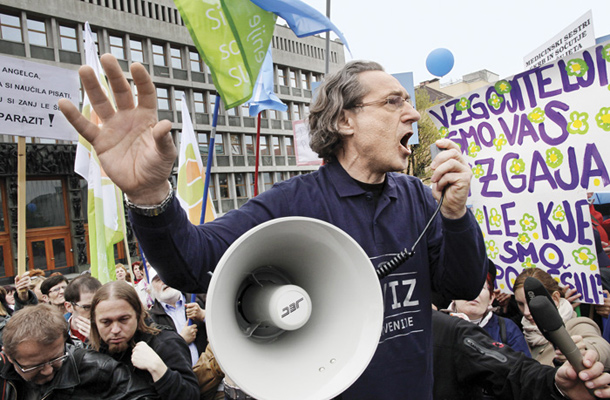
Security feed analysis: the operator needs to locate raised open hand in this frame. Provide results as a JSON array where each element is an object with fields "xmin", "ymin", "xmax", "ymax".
[{"xmin": 58, "ymin": 54, "xmax": 177, "ymax": 205}]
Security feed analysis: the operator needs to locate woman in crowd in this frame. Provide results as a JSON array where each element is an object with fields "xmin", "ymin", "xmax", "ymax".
[
  {"xmin": 2, "ymin": 286, "xmax": 15, "ymax": 313},
  {"xmin": 132, "ymin": 261, "xmax": 145, "ymax": 284},
  {"xmin": 115, "ymin": 263, "xmax": 133, "ymax": 285},
  {"xmin": 513, "ymin": 267, "xmax": 610, "ymax": 368},
  {"xmin": 444, "ymin": 260, "xmax": 531, "ymax": 356}
]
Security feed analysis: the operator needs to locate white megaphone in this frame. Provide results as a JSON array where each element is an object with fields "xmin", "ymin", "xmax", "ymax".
[{"xmin": 206, "ymin": 217, "xmax": 384, "ymax": 400}]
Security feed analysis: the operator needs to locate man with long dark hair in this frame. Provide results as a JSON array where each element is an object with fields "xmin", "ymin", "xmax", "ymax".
[{"xmin": 90, "ymin": 281, "xmax": 198, "ymax": 400}]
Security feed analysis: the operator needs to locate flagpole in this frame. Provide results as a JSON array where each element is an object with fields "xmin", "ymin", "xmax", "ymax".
[
  {"xmin": 139, "ymin": 244, "xmax": 149, "ymax": 284},
  {"xmin": 200, "ymin": 95, "xmax": 221, "ymax": 224},
  {"xmin": 254, "ymin": 112, "xmax": 262, "ymax": 196}
]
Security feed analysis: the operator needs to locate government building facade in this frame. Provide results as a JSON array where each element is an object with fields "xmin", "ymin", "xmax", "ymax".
[{"xmin": 0, "ymin": 0, "xmax": 346, "ymax": 282}]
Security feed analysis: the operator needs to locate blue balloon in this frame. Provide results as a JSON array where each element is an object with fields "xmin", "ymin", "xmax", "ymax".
[{"xmin": 426, "ymin": 48, "xmax": 455, "ymax": 77}]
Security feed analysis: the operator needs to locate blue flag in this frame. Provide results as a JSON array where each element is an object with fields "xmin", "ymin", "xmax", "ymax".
[
  {"xmin": 250, "ymin": 0, "xmax": 350, "ymax": 52},
  {"xmin": 248, "ymin": 47, "xmax": 288, "ymax": 116}
]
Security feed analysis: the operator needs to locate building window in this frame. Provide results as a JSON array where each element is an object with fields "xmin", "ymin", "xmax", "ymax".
[
  {"xmin": 215, "ymin": 134, "xmax": 225, "ymax": 155},
  {"xmin": 268, "ymin": 109, "xmax": 278, "ymax": 120},
  {"xmin": 272, "ymin": 136, "xmax": 282, "ymax": 156},
  {"xmin": 275, "ymin": 172, "xmax": 284, "ymax": 183},
  {"xmin": 292, "ymin": 104, "xmax": 301, "ymax": 121},
  {"xmin": 130, "ymin": 39, "xmax": 144, "ymax": 63},
  {"xmin": 259, "ymin": 136, "xmax": 269, "ymax": 155},
  {"xmin": 218, "ymin": 174, "xmax": 229, "ymax": 199},
  {"xmin": 170, "ymin": 46, "xmax": 183, "ymax": 69},
  {"xmin": 241, "ymin": 103, "xmax": 249, "ymax": 117},
  {"xmin": 210, "ymin": 95, "xmax": 217, "ymax": 114},
  {"xmin": 248, "ymin": 172, "xmax": 256, "ymax": 195},
  {"xmin": 190, "ymin": 50, "xmax": 202, "ymax": 72},
  {"xmin": 174, "ymin": 89, "xmax": 184, "ymax": 110},
  {"xmin": 289, "ymin": 70, "xmax": 297, "ymax": 88},
  {"xmin": 156, "ymin": 87, "xmax": 170, "ymax": 110},
  {"xmin": 245, "ymin": 135, "xmax": 255, "ymax": 156},
  {"xmin": 226, "ymin": 106, "xmax": 236, "ymax": 116},
  {"xmin": 27, "ymin": 19, "xmax": 47, "ymax": 47},
  {"xmin": 109, "ymin": 35, "xmax": 125, "ymax": 59},
  {"xmin": 0, "ymin": 13, "xmax": 22, "ymax": 42},
  {"xmin": 277, "ymin": 68, "xmax": 287, "ymax": 86},
  {"xmin": 262, "ymin": 172, "xmax": 274, "ymax": 192},
  {"xmin": 231, "ymin": 134, "xmax": 242, "ymax": 155},
  {"xmin": 235, "ymin": 173, "xmax": 247, "ymax": 198},
  {"xmin": 301, "ymin": 72, "xmax": 310, "ymax": 90},
  {"xmin": 198, "ymin": 132, "xmax": 209, "ymax": 155},
  {"xmin": 286, "ymin": 137, "xmax": 295, "ymax": 156},
  {"xmin": 59, "ymin": 25, "xmax": 77, "ymax": 51},
  {"xmin": 193, "ymin": 91, "xmax": 206, "ymax": 113},
  {"xmin": 209, "ymin": 174, "xmax": 217, "ymax": 200},
  {"xmin": 152, "ymin": 43, "xmax": 166, "ymax": 66}
]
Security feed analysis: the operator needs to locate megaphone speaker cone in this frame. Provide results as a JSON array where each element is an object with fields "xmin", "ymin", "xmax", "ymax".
[{"xmin": 206, "ymin": 217, "xmax": 384, "ymax": 400}]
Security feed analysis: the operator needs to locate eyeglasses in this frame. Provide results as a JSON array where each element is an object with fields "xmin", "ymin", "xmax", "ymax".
[
  {"xmin": 354, "ymin": 95, "xmax": 412, "ymax": 111},
  {"xmin": 13, "ymin": 351, "xmax": 69, "ymax": 373},
  {"xmin": 48, "ymin": 285, "xmax": 67, "ymax": 294},
  {"xmin": 71, "ymin": 302, "xmax": 92, "ymax": 312}
]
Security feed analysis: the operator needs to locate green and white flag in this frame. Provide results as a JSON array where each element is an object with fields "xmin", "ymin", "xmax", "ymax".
[
  {"xmin": 73, "ymin": 22, "xmax": 124, "ymax": 283},
  {"xmin": 173, "ymin": 0, "xmax": 276, "ymax": 109},
  {"xmin": 177, "ymin": 94, "xmax": 217, "ymax": 224}
]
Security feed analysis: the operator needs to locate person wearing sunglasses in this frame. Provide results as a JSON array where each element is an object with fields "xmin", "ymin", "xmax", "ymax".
[
  {"xmin": 59, "ymin": 56, "xmax": 487, "ymax": 400},
  {"xmin": 64, "ymin": 275, "xmax": 102, "ymax": 347},
  {"xmin": 0, "ymin": 304, "xmax": 156, "ymax": 399}
]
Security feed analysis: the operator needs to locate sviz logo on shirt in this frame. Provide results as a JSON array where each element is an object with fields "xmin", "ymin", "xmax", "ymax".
[{"xmin": 281, "ymin": 297, "xmax": 304, "ymax": 318}]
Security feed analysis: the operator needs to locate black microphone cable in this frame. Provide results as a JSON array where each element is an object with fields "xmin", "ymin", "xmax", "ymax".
[{"xmin": 376, "ymin": 189, "xmax": 446, "ymax": 280}]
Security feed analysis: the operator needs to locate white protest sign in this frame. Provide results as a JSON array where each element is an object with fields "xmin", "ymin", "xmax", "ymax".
[
  {"xmin": 524, "ymin": 10, "xmax": 595, "ymax": 70},
  {"xmin": 430, "ymin": 40, "xmax": 610, "ymax": 304},
  {"xmin": 293, "ymin": 120, "xmax": 322, "ymax": 166},
  {"xmin": 0, "ymin": 54, "xmax": 79, "ymax": 141}
]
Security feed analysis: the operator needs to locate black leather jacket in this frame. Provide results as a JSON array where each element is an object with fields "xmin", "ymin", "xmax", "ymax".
[
  {"xmin": 0, "ymin": 343, "xmax": 158, "ymax": 400},
  {"xmin": 432, "ymin": 310, "xmax": 567, "ymax": 400}
]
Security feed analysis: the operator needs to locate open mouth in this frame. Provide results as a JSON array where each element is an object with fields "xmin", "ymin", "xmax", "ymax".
[{"xmin": 400, "ymin": 132, "xmax": 412, "ymax": 148}]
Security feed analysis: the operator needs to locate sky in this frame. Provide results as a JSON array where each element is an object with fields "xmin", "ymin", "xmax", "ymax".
[{"xmin": 301, "ymin": 0, "xmax": 610, "ymax": 85}]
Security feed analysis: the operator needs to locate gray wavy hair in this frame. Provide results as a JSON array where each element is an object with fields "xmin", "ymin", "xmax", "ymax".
[{"xmin": 308, "ymin": 60, "xmax": 384, "ymax": 163}]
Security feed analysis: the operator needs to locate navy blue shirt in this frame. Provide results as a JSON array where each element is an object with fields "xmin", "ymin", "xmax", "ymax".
[{"xmin": 131, "ymin": 160, "xmax": 487, "ymax": 400}]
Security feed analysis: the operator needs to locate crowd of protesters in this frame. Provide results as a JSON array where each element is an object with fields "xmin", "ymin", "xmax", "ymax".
[
  {"xmin": 0, "ymin": 262, "xmax": 222, "ymax": 399},
  {"xmin": 4, "ymin": 54, "xmax": 609, "ymax": 398}
]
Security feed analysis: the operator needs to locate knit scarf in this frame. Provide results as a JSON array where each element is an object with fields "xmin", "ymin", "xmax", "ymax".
[{"xmin": 522, "ymin": 298, "xmax": 574, "ymax": 347}]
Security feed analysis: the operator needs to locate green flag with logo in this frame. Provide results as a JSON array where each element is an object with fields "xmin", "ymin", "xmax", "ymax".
[{"xmin": 174, "ymin": 0, "xmax": 276, "ymax": 109}]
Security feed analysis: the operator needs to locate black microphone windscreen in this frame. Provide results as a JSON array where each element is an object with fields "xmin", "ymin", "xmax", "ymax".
[
  {"xmin": 528, "ymin": 295, "xmax": 563, "ymax": 332},
  {"xmin": 523, "ymin": 277, "xmax": 554, "ymax": 305}
]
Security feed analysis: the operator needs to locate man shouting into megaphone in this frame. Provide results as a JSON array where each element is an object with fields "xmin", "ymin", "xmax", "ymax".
[{"xmin": 60, "ymin": 55, "xmax": 486, "ymax": 400}]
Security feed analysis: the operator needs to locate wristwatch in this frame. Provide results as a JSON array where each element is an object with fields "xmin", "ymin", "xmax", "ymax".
[{"xmin": 124, "ymin": 181, "xmax": 174, "ymax": 217}]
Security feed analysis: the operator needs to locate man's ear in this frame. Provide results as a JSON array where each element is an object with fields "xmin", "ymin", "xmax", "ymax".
[
  {"xmin": 3, "ymin": 348, "xmax": 13, "ymax": 364},
  {"xmin": 41, "ymin": 295, "xmax": 49, "ymax": 303},
  {"xmin": 337, "ymin": 109, "xmax": 355, "ymax": 136},
  {"xmin": 65, "ymin": 301, "xmax": 74, "ymax": 314}
]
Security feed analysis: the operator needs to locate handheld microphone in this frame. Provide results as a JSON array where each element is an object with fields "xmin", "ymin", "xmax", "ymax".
[
  {"xmin": 528, "ymin": 295, "xmax": 584, "ymax": 372},
  {"xmin": 523, "ymin": 277, "xmax": 555, "ymax": 342}
]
